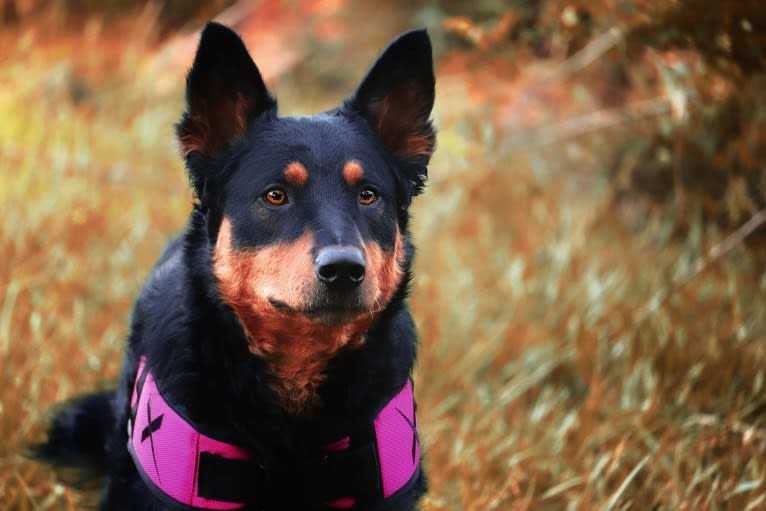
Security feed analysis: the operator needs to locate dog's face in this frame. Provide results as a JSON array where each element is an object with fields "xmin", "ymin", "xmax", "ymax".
[
  {"xmin": 214, "ymin": 118, "xmax": 406, "ymax": 326},
  {"xmin": 175, "ymin": 24, "xmax": 434, "ymax": 412}
]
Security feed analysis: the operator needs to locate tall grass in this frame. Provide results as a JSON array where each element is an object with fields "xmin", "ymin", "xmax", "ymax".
[{"xmin": 2, "ymin": 3, "xmax": 766, "ymax": 510}]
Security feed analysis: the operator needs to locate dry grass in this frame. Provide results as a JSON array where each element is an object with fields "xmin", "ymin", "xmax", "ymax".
[{"xmin": 2, "ymin": 4, "xmax": 766, "ymax": 511}]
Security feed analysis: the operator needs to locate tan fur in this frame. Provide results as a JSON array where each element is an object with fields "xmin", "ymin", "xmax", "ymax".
[
  {"xmin": 363, "ymin": 231, "xmax": 405, "ymax": 311},
  {"xmin": 342, "ymin": 160, "xmax": 364, "ymax": 185},
  {"xmin": 213, "ymin": 218, "xmax": 405, "ymax": 416},
  {"xmin": 178, "ymin": 113, "xmax": 210, "ymax": 157},
  {"xmin": 370, "ymin": 86, "xmax": 434, "ymax": 161},
  {"xmin": 180, "ymin": 92, "xmax": 250, "ymax": 156},
  {"xmin": 284, "ymin": 161, "xmax": 309, "ymax": 186}
]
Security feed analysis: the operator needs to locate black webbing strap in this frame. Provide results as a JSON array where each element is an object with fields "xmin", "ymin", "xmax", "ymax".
[
  {"xmin": 129, "ymin": 360, "xmax": 150, "ymax": 428},
  {"xmin": 196, "ymin": 440, "xmax": 382, "ymax": 509},
  {"xmin": 197, "ymin": 453, "xmax": 258, "ymax": 503}
]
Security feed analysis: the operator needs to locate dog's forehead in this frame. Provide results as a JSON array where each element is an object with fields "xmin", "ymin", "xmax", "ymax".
[{"xmin": 239, "ymin": 113, "xmax": 388, "ymax": 179}]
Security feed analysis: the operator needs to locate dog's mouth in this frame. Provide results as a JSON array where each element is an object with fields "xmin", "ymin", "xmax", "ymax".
[{"xmin": 268, "ymin": 297, "xmax": 375, "ymax": 324}]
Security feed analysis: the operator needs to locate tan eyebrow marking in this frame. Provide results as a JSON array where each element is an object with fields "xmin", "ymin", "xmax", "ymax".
[
  {"xmin": 284, "ymin": 161, "xmax": 309, "ymax": 186},
  {"xmin": 342, "ymin": 160, "xmax": 364, "ymax": 185}
]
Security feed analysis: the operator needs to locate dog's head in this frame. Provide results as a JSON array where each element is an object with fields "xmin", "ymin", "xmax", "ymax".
[{"xmin": 177, "ymin": 23, "xmax": 434, "ymax": 411}]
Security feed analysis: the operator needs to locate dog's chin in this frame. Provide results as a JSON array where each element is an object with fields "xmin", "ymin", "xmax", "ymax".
[
  {"xmin": 268, "ymin": 298, "xmax": 372, "ymax": 325},
  {"xmin": 304, "ymin": 307, "xmax": 369, "ymax": 325}
]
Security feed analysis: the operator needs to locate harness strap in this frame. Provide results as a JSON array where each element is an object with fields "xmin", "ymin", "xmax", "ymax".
[
  {"xmin": 127, "ymin": 357, "xmax": 421, "ymax": 511},
  {"xmin": 128, "ymin": 358, "xmax": 252, "ymax": 510},
  {"xmin": 196, "ymin": 454, "xmax": 256, "ymax": 503},
  {"xmin": 195, "ymin": 435, "xmax": 382, "ymax": 507}
]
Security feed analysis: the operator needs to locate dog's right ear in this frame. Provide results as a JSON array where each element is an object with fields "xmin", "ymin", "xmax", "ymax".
[{"xmin": 176, "ymin": 22, "xmax": 276, "ymax": 159}]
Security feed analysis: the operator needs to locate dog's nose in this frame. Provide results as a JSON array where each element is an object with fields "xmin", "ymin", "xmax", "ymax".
[{"xmin": 314, "ymin": 246, "xmax": 366, "ymax": 291}]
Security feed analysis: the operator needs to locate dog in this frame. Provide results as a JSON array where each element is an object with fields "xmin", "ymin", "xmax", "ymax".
[{"xmin": 34, "ymin": 21, "xmax": 435, "ymax": 511}]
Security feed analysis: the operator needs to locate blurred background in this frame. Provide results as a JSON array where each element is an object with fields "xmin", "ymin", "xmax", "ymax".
[{"xmin": 2, "ymin": 0, "xmax": 766, "ymax": 509}]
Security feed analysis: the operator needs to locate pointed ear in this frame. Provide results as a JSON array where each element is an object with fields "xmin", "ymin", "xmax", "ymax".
[
  {"xmin": 346, "ymin": 30, "xmax": 436, "ymax": 170},
  {"xmin": 176, "ymin": 22, "xmax": 276, "ymax": 158}
]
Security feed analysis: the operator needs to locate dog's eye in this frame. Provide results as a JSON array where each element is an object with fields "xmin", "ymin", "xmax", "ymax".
[
  {"xmin": 359, "ymin": 187, "xmax": 378, "ymax": 206},
  {"xmin": 263, "ymin": 188, "xmax": 288, "ymax": 206}
]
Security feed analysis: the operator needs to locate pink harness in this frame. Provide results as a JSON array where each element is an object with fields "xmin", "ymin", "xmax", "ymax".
[{"xmin": 127, "ymin": 357, "xmax": 421, "ymax": 510}]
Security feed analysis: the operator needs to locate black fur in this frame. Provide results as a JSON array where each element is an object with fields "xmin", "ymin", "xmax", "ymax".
[
  {"xmin": 34, "ymin": 22, "xmax": 435, "ymax": 511},
  {"xmin": 31, "ymin": 390, "xmax": 115, "ymax": 470}
]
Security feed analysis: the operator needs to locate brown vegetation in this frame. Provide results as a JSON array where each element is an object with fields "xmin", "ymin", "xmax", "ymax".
[{"xmin": 2, "ymin": 1, "xmax": 766, "ymax": 509}]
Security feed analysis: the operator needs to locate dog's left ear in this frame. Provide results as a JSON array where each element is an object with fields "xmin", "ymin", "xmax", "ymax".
[
  {"xmin": 177, "ymin": 22, "xmax": 276, "ymax": 159},
  {"xmin": 346, "ymin": 30, "xmax": 435, "ymax": 194}
]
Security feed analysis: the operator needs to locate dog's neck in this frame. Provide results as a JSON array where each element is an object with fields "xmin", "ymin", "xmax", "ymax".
[{"xmin": 236, "ymin": 310, "xmax": 374, "ymax": 417}]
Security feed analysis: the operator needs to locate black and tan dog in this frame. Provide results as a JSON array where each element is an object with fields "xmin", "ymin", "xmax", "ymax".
[{"xmin": 35, "ymin": 22, "xmax": 435, "ymax": 511}]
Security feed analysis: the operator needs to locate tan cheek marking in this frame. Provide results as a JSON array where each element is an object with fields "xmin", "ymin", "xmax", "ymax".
[
  {"xmin": 342, "ymin": 160, "xmax": 365, "ymax": 185},
  {"xmin": 214, "ymin": 218, "xmax": 315, "ymax": 316},
  {"xmin": 284, "ymin": 161, "xmax": 309, "ymax": 186},
  {"xmin": 364, "ymin": 229, "xmax": 405, "ymax": 308}
]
